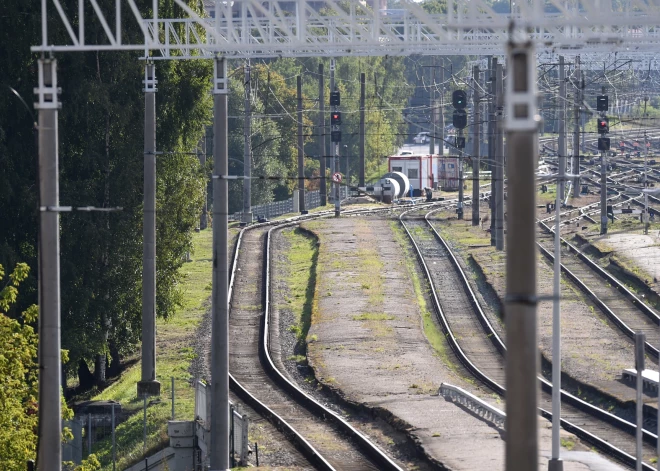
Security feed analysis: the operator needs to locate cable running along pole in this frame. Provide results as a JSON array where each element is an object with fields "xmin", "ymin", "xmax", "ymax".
[
  {"xmin": 36, "ymin": 56, "xmax": 63, "ymax": 471},
  {"xmin": 558, "ymin": 56, "xmax": 566, "ymax": 203},
  {"xmin": 505, "ymin": 41, "xmax": 539, "ymax": 471},
  {"xmin": 572, "ymin": 57, "xmax": 581, "ymax": 198},
  {"xmin": 359, "ymin": 72, "xmax": 365, "ymax": 187},
  {"xmin": 495, "ymin": 62, "xmax": 504, "ymax": 251},
  {"xmin": 211, "ymin": 56, "xmax": 230, "ymax": 471}
]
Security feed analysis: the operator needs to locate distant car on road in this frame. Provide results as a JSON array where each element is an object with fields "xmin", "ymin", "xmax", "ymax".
[
  {"xmin": 399, "ymin": 150, "xmax": 413, "ymax": 155},
  {"xmin": 413, "ymin": 132, "xmax": 430, "ymax": 144}
]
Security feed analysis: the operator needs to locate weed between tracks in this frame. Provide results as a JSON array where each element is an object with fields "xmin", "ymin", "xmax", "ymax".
[
  {"xmin": 282, "ymin": 227, "xmax": 319, "ymax": 354},
  {"xmin": 389, "ymin": 221, "xmax": 460, "ymax": 376}
]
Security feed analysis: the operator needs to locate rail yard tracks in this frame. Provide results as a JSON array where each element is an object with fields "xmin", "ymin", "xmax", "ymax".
[
  {"xmin": 400, "ymin": 205, "xmax": 659, "ymax": 469},
  {"xmin": 226, "ymin": 204, "xmax": 455, "ymax": 471}
]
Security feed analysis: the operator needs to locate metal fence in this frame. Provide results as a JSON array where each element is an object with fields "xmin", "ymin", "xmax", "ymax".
[
  {"xmin": 231, "ymin": 190, "xmax": 325, "ymax": 220},
  {"xmin": 194, "ymin": 380, "xmax": 249, "ymax": 467}
]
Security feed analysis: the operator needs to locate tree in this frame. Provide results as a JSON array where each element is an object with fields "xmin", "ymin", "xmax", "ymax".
[
  {"xmin": 0, "ymin": 263, "xmax": 38, "ymax": 471},
  {"xmin": 0, "ymin": 0, "xmax": 212, "ymax": 388}
]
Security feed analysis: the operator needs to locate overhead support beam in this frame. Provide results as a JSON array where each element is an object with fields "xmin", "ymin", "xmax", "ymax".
[{"xmin": 32, "ymin": 0, "xmax": 660, "ymax": 57}]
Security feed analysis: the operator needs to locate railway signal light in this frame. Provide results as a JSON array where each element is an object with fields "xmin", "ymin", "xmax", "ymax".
[
  {"xmin": 331, "ymin": 130, "xmax": 341, "ymax": 142},
  {"xmin": 597, "ymin": 95, "xmax": 608, "ymax": 112},
  {"xmin": 597, "ymin": 117, "xmax": 609, "ymax": 134},
  {"xmin": 330, "ymin": 91, "xmax": 340, "ymax": 106},
  {"xmin": 453, "ymin": 110, "xmax": 467, "ymax": 129},
  {"xmin": 331, "ymin": 112, "xmax": 341, "ymax": 126},
  {"xmin": 598, "ymin": 137, "xmax": 610, "ymax": 151},
  {"xmin": 455, "ymin": 136, "xmax": 466, "ymax": 149},
  {"xmin": 452, "ymin": 90, "xmax": 467, "ymax": 109}
]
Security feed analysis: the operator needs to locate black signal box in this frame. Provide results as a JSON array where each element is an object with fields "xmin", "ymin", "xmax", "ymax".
[
  {"xmin": 455, "ymin": 136, "xmax": 466, "ymax": 149},
  {"xmin": 330, "ymin": 91, "xmax": 340, "ymax": 106},
  {"xmin": 453, "ymin": 110, "xmax": 467, "ymax": 129},
  {"xmin": 331, "ymin": 112, "xmax": 341, "ymax": 126},
  {"xmin": 597, "ymin": 95, "xmax": 608, "ymax": 112},
  {"xmin": 331, "ymin": 130, "xmax": 341, "ymax": 142},
  {"xmin": 452, "ymin": 90, "xmax": 467, "ymax": 109},
  {"xmin": 598, "ymin": 137, "xmax": 611, "ymax": 151}
]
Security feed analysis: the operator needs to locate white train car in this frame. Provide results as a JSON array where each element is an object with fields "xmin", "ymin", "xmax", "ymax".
[{"xmin": 388, "ymin": 154, "xmax": 433, "ymax": 196}]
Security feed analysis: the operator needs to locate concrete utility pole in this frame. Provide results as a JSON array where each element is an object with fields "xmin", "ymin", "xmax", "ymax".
[
  {"xmin": 472, "ymin": 65, "xmax": 481, "ymax": 226},
  {"xmin": 198, "ymin": 135, "xmax": 208, "ymax": 230},
  {"xmin": 505, "ymin": 42, "xmax": 539, "ymax": 471},
  {"xmin": 138, "ymin": 60, "xmax": 160, "ymax": 398},
  {"xmin": 430, "ymin": 68, "xmax": 436, "ymax": 156},
  {"xmin": 242, "ymin": 61, "xmax": 252, "ymax": 225},
  {"xmin": 35, "ymin": 56, "xmax": 62, "ymax": 471},
  {"xmin": 319, "ymin": 64, "xmax": 327, "ymax": 206},
  {"xmin": 439, "ymin": 63, "xmax": 445, "ymax": 157},
  {"xmin": 331, "ymin": 59, "xmax": 340, "ymax": 217},
  {"xmin": 550, "ymin": 118, "xmax": 564, "ymax": 471},
  {"xmin": 458, "ymin": 134, "xmax": 464, "ymax": 219},
  {"xmin": 600, "ymin": 85, "xmax": 608, "ymax": 236},
  {"xmin": 573, "ymin": 57, "xmax": 581, "ymax": 198},
  {"xmin": 297, "ymin": 75, "xmax": 307, "ymax": 214},
  {"xmin": 495, "ymin": 62, "xmax": 504, "ymax": 251},
  {"xmin": 359, "ymin": 72, "xmax": 365, "ymax": 186},
  {"xmin": 210, "ymin": 56, "xmax": 230, "ymax": 471},
  {"xmin": 558, "ymin": 56, "xmax": 566, "ymax": 202},
  {"xmin": 489, "ymin": 57, "xmax": 496, "ymax": 245}
]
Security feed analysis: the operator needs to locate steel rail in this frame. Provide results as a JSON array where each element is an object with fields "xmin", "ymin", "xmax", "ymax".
[
  {"xmin": 226, "ymin": 203, "xmax": 448, "ymax": 470},
  {"xmin": 399, "ymin": 206, "xmax": 657, "ymax": 469}
]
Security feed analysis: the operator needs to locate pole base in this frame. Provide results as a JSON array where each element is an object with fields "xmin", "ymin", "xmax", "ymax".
[
  {"xmin": 335, "ymin": 210, "xmax": 340, "ymax": 217},
  {"xmin": 137, "ymin": 380, "xmax": 161, "ymax": 397},
  {"xmin": 548, "ymin": 458, "xmax": 563, "ymax": 471}
]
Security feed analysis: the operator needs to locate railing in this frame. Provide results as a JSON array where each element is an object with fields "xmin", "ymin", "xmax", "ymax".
[
  {"xmin": 232, "ymin": 190, "xmax": 323, "ymax": 221},
  {"xmin": 439, "ymin": 383, "xmax": 506, "ymax": 429},
  {"xmin": 194, "ymin": 380, "xmax": 250, "ymax": 466}
]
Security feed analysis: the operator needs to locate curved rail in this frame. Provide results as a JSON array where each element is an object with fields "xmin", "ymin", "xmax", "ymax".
[
  {"xmin": 226, "ymin": 205, "xmax": 422, "ymax": 470},
  {"xmin": 399, "ymin": 206, "xmax": 657, "ymax": 470}
]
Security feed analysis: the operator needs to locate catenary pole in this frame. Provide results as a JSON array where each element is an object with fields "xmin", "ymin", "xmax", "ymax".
[
  {"xmin": 489, "ymin": 57, "xmax": 496, "ymax": 244},
  {"xmin": 600, "ymin": 86, "xmax": 608, "ymax": 235},
  {"xmin": 243, "ymin": 61, "xmax": 252, "ymax": 224},
  {"xmin": 211, "ymin": 56, "xmax": 230, "ymax": 471},
  {"xmin": 573, "ymin": 57, "xmax": 581, "ymax": 198},
  {"xmin": 495, "ymin": 62, "xmax": 504, "ymax": 251},
  {"xmin": 319, "ymin": 64, "xmax": 327, "ymax": 206},
  {"xmin": 138, "ymin": 60, "xmax": 160, "ymax": 398},
  {"xmin": 505, "ymin": 41, "xmax": 539, "ymax": 471},
  {"xmin": 297, "ymin": 75, "xmax": 306, "ymax": 214},
  {"xmin": 36, "ymin": 56, "xmax": 63, "ymax": 471},
  {"xmin": 331, "ymin": 59, "xmax": 340, "ymax": 216},
  {"xmin": 430, "ymin": 68, "xmax": 436, "ymax": 156},
  {"xmin": 472, "ymin": 65, "xmax": 481, "ymax": 226},
  {"xmin": 439, "ymin": 62, "xmax": 445, "ymax": 157},
  {"xmin": 549, "ymin": 139, "xmax": 564, "ymax": 471},
  {"xmin": 359, "ymin": 72, "xmax": 365, "ymax": 186},
  {"xmin": 558, "ymin": 56, "xmax": 566, "ymax": 202},
  {"xmin": 458, "ymin": 130, "xmax": 464, "ymax": 220},
  {"xmin": 199, "ymin": 134, "xmax": 208, "ymax": 230}
]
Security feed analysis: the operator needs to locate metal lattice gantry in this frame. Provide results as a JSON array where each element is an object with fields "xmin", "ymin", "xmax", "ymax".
[{"xmin": 32, "ymin": 0, "xmax": 660, "ymax": 58}]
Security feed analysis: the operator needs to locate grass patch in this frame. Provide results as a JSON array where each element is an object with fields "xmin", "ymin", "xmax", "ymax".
[
  {"xmin": 352, "ymin": 312, "xmax": 395, "ymax": 321},
  {"xmin": 282, "ymin": 227, "xmax": 319, "ymax": 345},
  {"xmin": 560, "ymin": 438, "xmax": 575, "ymax": 451},
  {"xmin": 85, "ymin": 228, "xmax": 237, "ymax": 470},
  {"xmin": 390, "ymin": 221, "xmax": 459, "ymax": 374}
]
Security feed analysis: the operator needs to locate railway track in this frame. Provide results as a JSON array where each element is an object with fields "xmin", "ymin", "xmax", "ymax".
[
  {"xmin": 400, "ymin": 205, "xmax": 659, "ymax": 469},
  {"xmin": 226, "ymin": 204, "xmax": 463, "ymax": 471}
]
